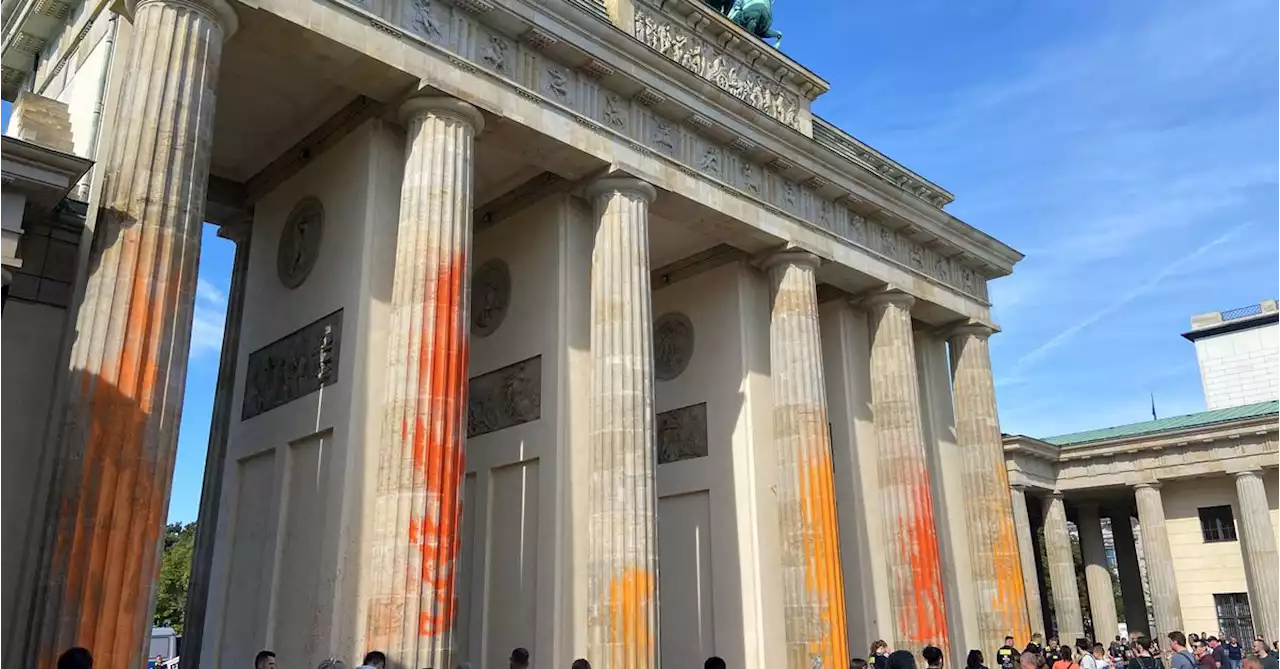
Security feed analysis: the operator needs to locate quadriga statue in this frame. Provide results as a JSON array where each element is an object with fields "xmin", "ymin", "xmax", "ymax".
[{"xmin": 704, "ymin": 0, "xmax": 782, "ymax": 48}]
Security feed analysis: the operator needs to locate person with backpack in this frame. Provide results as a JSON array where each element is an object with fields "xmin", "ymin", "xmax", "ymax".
[
  {"xmin": 1133, "ymin": 637, "xmax": 1167, "ymax": 669},
  {"xmin": 1077, "ymin": 639, "xmax": 1097, "ymax": 669},
  {"xmin": 1170, "ymin": 632, "xmax": 1198, "ymax": 669},
  {"xmin": 1053, "ymin": 646, "xmax": 1080, "ymax": 669}
]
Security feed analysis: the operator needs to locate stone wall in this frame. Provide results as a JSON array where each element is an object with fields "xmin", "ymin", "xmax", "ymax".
[{"xmin": 1194, "ymin": 322, "xmax": 1279, "ymax": 410}]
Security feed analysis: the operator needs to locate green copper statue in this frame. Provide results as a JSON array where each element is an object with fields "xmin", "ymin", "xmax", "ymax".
[{"xmin": 729, "ymin": 0, "xmax": 782, "ymax": 48}]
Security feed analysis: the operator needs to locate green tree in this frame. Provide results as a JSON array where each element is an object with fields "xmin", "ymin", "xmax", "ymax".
[{"xmin": 153, "ymin": 522, "xmax": 196, "ymax": 633}]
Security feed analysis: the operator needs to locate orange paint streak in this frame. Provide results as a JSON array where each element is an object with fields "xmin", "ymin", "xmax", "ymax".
[
  {"xmin": 992, "ymin": 486, "xmax": 1029, "ymax": 643},
  {"xmin": 404, "ymin": 252, "xmax": 469, "ymax": 640},
  {"xmin": 801, "ymin": 443, "xmax": 850, "ymax": 666},
  {"xmin": 608, "ymin": 567, "xmax": 655, "ymax": 666},
  {"xmin": 900, "ymin": 464, "xmax": 949, "ymax": 652}
]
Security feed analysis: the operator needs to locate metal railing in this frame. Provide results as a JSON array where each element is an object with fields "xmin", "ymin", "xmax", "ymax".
[{"xmin": 1221, "ymin": 304, "xmax": 1265, "ymax": 321}]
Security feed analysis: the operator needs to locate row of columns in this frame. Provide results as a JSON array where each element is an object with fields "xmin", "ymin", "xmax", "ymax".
[
  {"xmin": 1012, "ymin": 471, "xmax": 1279, "ymax": 648},
  {"xmin": 12, "ymin": 0, "xmax": 1028, "ymax": 665}
]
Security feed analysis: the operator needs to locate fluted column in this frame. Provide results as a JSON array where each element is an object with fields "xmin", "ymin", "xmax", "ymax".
[
  {"xmin": 1109, "ymin": 513, "xmax": 1150, "ymax": 637},
  {"xmin": 182, "ymin": 218, "xmax": 252, "ymax": 669},
  {"xmin": 1233, "ymin": 470, "xmax": 1279, "ymax": 643},
  {"xmin": 949, "ymin": 324, "xmax": 1030, "ymax": 649},
  {"xmin": 364, "ymin": 95, "xmax": 484, "ymax": 669},
  {"xmin": 1043, "ymin": 492, "xmax": 1083, "ymax": 643},
  {"xmin": 864, "ymin": 288, "xmax": 950, "ymax": 653},
  {"xmin": 765, "ymin": 250, "xmax": 849, "ymax": 669},
  {"xmin": 1010, "ymin": 486, "xmax": 1046, "ymax": 638},
  {"xmin": 585, "ymin": 176, "xmax": 660, "ymax": 669},
  {"xmin": 1133, "ymin": 482, "xmax": 1182, "ymax": 641},
  {"xmin": 1076, "ymin": 503, "xmax": 1119, "ymax": 643},
  {"xmin": 19, "ymin": 2, "xmax": 237, "ymax": 668}
]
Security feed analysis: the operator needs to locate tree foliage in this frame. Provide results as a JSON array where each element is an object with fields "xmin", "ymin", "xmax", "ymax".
[{"xmin": 153, "ymin": 522, "xmax": 196, "ymax": 633}]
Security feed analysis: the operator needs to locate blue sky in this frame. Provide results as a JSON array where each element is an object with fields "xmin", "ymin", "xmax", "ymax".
[{"xmin": 4, "ymin": 0, "xmax": 1276, "ymax": 523}]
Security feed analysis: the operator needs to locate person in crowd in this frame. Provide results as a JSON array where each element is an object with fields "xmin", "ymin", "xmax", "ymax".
[
  {"xmin": 1053, "ymin": 645, "xmax": 1078, "ymax": 669},
  {"xmin": 572, "ymin": 660, "xmax": 592, "ymax": 669},
  {"xmin": 57, "ymin": 647, "xmax": 93, "ymax": 669},
  {"xmin": 924, "ymin": 646, "xmax": 945, "ymax": 669},
  {"xmin": 358, "ymin": 650, "xmax": 387, "ymax": 669},
  {"xmin": 1210, "ymin": 638, "xmax": 1229, "ymax": 669},
  {"xmin": 873, "ymin": 640, "xmax": 893, "ymax": 669},
  {"xmin": 1196, "ymin": 640, "xmax": 1219, "ymax": 669},
  {"xmin": 1243, "ymin": 659, "xmax": 1263, "ymax": 669},
  {"xmin": 998, "ymin": 637, "xmax": 1019, "ymax": 669},
  {"xmin": 888, "ymin": 649, "xmax": 919, "ymax": 669},
  {"xmin": 1114, "ymin": 636, "xmax": 1132, "ymax": 669},
  {"xmin": 1170, "ymin": 632, "xmax": 1197, "ymax": 669},
  {"xmin": 1228, "ymin": 638, "xmax": 1244, "ymax": 669},
  {"xmin": 852, "ymin": 659, "xmax": 870, "ymax": 669},
  {"xmin": 1078, "ymin": 639, "xmax": 1098, "ymax": 669},
  {"xmin": 1046, "ymin": 639, "xmax": 1064, "ymax": 667},
  {"xmin": 705, "ymin": 657, "xmax": 727, "ymax": 669},
  {"xmin": 968, "ymin": 649, "xmax": 990, "ymax": 669},
  {"xmin": 1020, "ymin": 652, "xmax": 1040, "ymax": 669},
  {"xmin": 255, "ymin": 650, "xmax": 278, "ymax": 669},
  {"xmin": 1026, "ymin": 634, "xmax": 1046, "ymax": 659},
  {"xmin": 1133, "ymin": 637, "xmax": 1166, "ymax": 669},
  {"xmin": 317, "ymin": 660, "xmax": 346, "ymax": 669},
  {"xmin": 1094, "ymin": 643, "xmax": 1112, "ymax": 669},
  {"xmin": 510, "ymin": 647, "xmax": 531, "ymax": 669},
  {"xmin": 1250, "ymin": 638, "xmax": 1278, "ymax": 669}
]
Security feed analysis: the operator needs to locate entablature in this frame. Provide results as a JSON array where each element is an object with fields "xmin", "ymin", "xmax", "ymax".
[{"xmin": 1004, "ymin": 415, "xmax": 1279, "ymax": 493}]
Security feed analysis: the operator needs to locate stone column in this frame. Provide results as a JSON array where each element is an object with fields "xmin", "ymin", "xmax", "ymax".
[
  {"xmin": 864, "ymin": 288, "xmax": 950, "ymax": 652},
  {"xmin": 1109, "ymin": 513, "xmax": 1150, "ymax": 637},
  {"xmin": 181, "ymin": 218, "xmax": 252, "ymax": 669},
  {"xmin": 1011, "ymin": 486, "xmax": 1047, "ymax": 637},
  {"xmin": 20, "ymin": 2, "xmax": 237, "ymax": 667},
  {"xmin": 765, "ymin": 250, "xmax": 849, "ymax": 669},
  {"xmin": 1043, "ymin": 492, "xmax": 1084, "ymax": 643},
  {"xmin": 1076, "ymin": 503, "xmax": 1119, "ymax": 643},
  {"xmin": 1233, "ymin": 470, "xmax": 1279, "ymax": 643},
  {"xmin": 585, "ymin": 176, "xmax": 660, "ymax": 669},
  {"xmin": 364, "ymin": 95, "xmax": 484, "ymax": 669},
  {"xmin": 949, "ymin": 324, "xmax": 1030, "ymax": 649},
  {"xmin": 1133, "ymin": 482, "xmax": 1182, "ymax": 641}
]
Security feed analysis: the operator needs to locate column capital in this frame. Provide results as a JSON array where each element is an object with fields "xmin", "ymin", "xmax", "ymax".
[
  {"xmin": 1133, "ymin": 480, "xmax": 1162, "ymax": 491},
  {"xmin": 758, "ymin": 246, "xmax": 822, "ymax": 271},
  {"xmin": 585, "ymin": 175, "xmax": 657, "ymax": 203},
  {"xmin": 1232, "ymin": 468, "xmax": 1265, "ymax": 480},
  {"xmin": 399, "ymin": 94, "xmax": 486, "ymax": 133},
  {"xmin": 947, "ymin": 320, "xmax": 996, "ymax": 342},
  {"xmin": 1049, "ymin": 489, "xmax": 1066, "ymax": 500},
  {"xmin": 125, "ymin": 0, "xmax": 239, "ymax": 39},
  {"xmin": 859, "ymin": 286, "xmax": 915, "ymax": 311}
]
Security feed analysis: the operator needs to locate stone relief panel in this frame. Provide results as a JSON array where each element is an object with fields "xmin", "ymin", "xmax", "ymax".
[
  {"xmin": 654, "ymin": 312, "xmax": 695, "ymax": 381},
  {"xmin": 277, "ymin": 197, "xmax": 324, "ymax": 290},
  {"xmin": 632, "ymin": 5, "xmax": 801, "ymax": 130},
  {"xmin": 468, "ymin": 356, "xmax": 542, "ymax": 437},
  {"xmin": 242, "ymin": 310, "xmax": 343, "ymax": 420},
  {"xmin": 471, "ymin": 258, "xmax": 511, "ymax": 337},
  {"xmin": 657, "ymin": 402, "xmax": 709, "ymax": 465}
]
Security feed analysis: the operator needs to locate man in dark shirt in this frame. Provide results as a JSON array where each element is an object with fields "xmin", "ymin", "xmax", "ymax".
[
  {"xmin": 1227, "ymin": 639, "xmax": 1243, "ymax": 669},
  {"xmin": 1045, "ymin": 638, "xmax": 1063, "ymax": 667},
  {"xmin": 998, "ymin": 636, "xmax": 1019, "ymax": 669}
]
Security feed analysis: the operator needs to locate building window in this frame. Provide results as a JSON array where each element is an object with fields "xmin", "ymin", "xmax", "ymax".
[
  {"xmin": 1199, "ymin": 505, "xmax": 1238, "ymax": 542},
  {"xmin": 1215, "ymin": 593, "xmax": 1254, "ymax": 642}
]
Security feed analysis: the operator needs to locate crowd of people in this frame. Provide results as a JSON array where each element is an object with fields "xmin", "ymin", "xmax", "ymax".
[{"xmin": 46, "ymin": 630, "xmax": 1280, "ymax": 669}]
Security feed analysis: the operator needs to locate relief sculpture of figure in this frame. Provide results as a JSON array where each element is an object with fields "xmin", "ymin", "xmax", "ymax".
[{"xmin": 728, "ymin": 0, "xmax": 782, "ymax": 48}]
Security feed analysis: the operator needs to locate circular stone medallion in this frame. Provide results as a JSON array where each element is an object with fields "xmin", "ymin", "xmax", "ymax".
[
  {"xmin": 654, "ymin": 312, "xmax": 694, "ymax": 381},
  {"xmin": 277, "ymin": 197, "xmax": 324, "ymax": 290},
  {"xmin": 471, "ymin": 258, "xmax": 512, "ymax": 337}
]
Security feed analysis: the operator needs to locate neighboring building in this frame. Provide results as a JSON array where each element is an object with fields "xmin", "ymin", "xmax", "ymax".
[
  {"xmin": 1, "ymin": 1, "xmax": 1033, "ymax": 669},
  {"xmin": 1185, "ymin": 300, "xmax": 1279, "ymax": 411},
  {"xmin": 1004, "ymin": 303, "xmax": 1280, "ymax": 648}
]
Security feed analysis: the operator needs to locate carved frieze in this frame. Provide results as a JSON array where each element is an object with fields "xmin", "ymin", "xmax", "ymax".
[
  {"xmin": 657, "ymin": 402, "xmax": 709, "ymax": 464},
  {"xmin": 242, "ymin": 310, "xmax": 342, "ymax": 420},
  {"xmin": 468, "ymin": 356, "xmax": 542, "ymax": 437},
  {"xmin": 633, "ymin": 6, "xmax": 800, "ymax": 130}
]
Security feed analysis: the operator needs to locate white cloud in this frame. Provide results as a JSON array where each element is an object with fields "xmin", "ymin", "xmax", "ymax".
[{"xmin": 190, "ymin": 277, "xmax": 228, "ymax": 359}]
